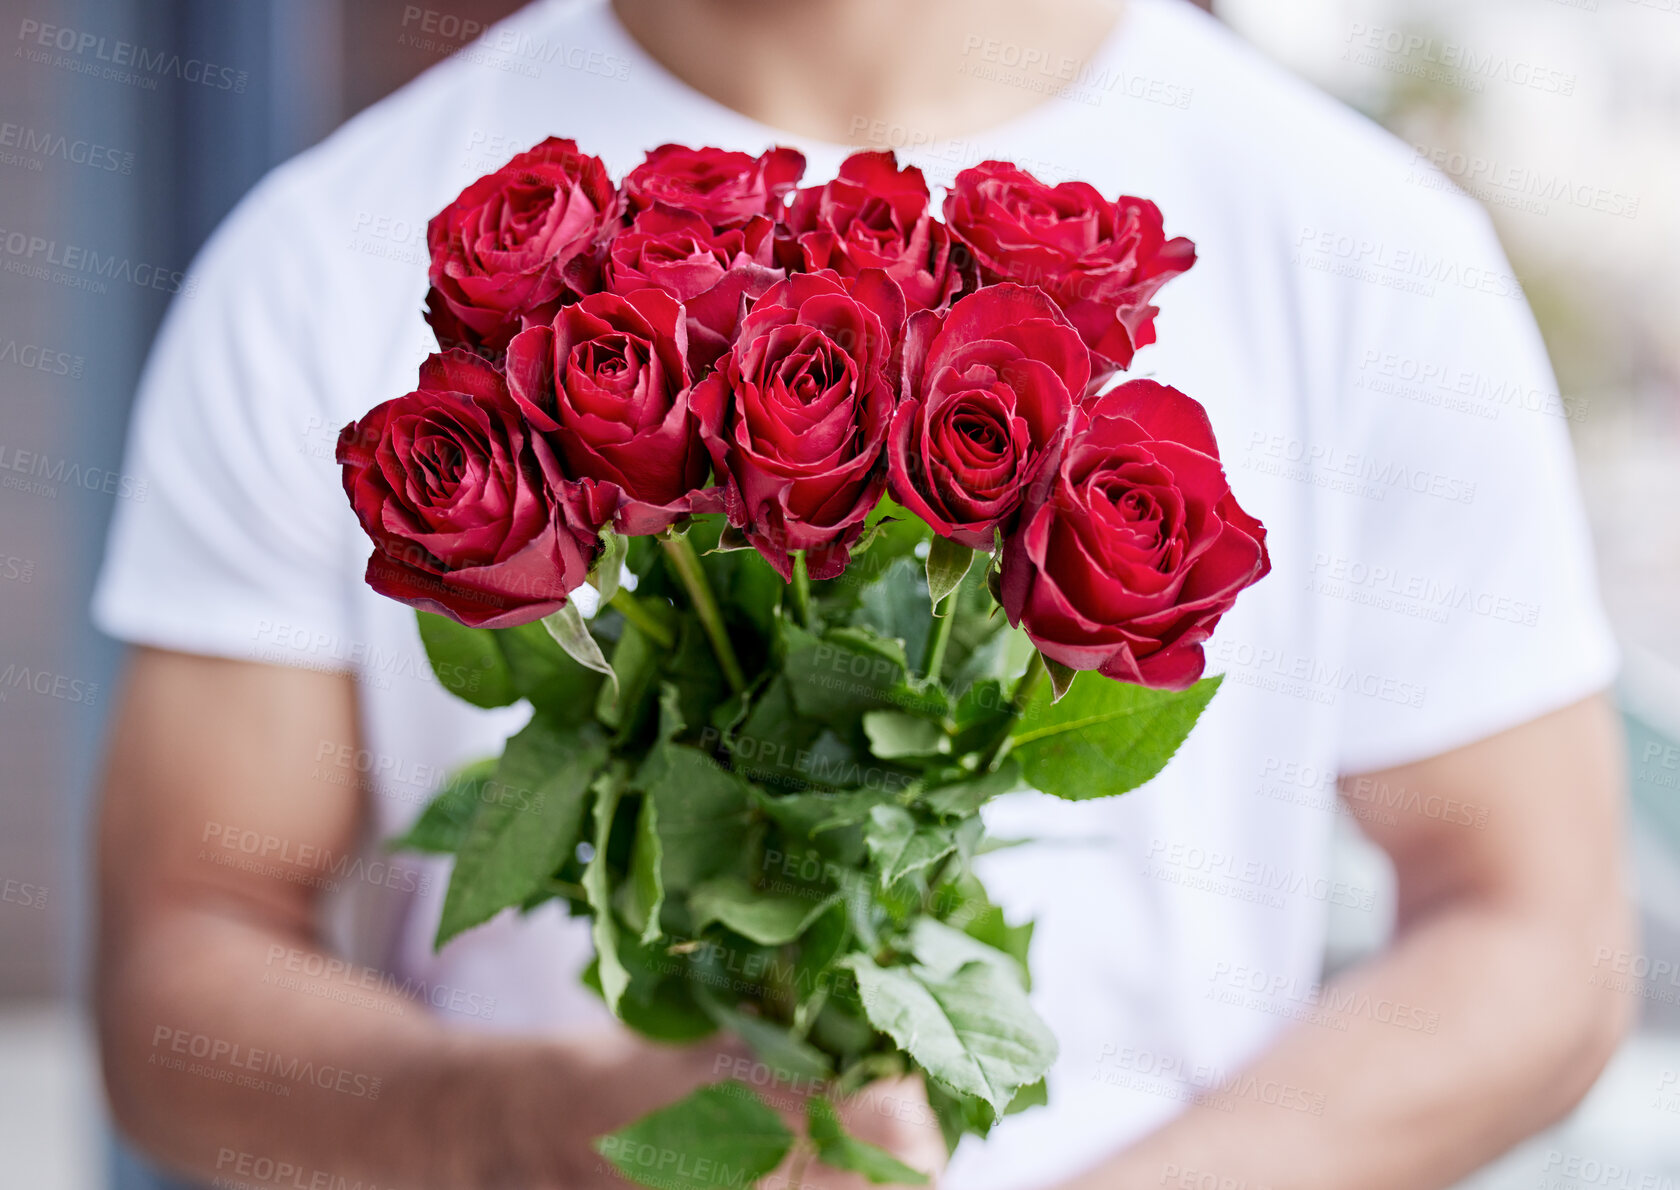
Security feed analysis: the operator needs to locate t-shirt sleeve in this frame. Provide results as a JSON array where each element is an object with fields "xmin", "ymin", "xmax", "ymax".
[
  {"xmin": 92, "ymin": 178, "xmax": 360, "ymax": 666},
  {"xmin": 1328, "ymin": 199, "xmax": 1617, "ymax": 774}
]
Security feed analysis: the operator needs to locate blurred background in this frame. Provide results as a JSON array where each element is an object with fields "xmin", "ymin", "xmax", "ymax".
[{"xmin": 1, "ymin": 0, "xmax": 1674, "ymax": 1186}]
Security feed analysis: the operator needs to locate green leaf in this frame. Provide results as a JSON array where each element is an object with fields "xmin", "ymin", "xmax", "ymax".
[
  {"xmin": 840, "ymin": 954, "xmax": 1056, "ymax": 1114},
  {"xmin": 1044, "ymin": 656, "xmax": 1077, "ymax": 702},
  {"xmin": 865, "ymin": 805, "xmax": 957, "ymax": 888},
  {"xmin": 436, "ymin": 720, "xmax": 608, "ymax": 947},
  {"xmin": 1004, "ymin": 1078, "xmax": 1047, "ymax": 1115},
  {"xmin": 925, "ymin": 537, "xmax": 975, "ymax": 611},
  {"xmin": 595, "ymin": 619, "xmax": 661, "ymax": 732},
  {"xmin": 854, "ymin": 557, "xmax": 932, "ymax": 666},
  {"xmin": 415, "ymin": 612, "xmax": 517, "ymax": 708},
  {"xmin": 807, "ymin": 1096, "xmax": 930, "ymax": 1186},
  {"xmin": 1010, "ymin": 673, "xmax": 1221, "ymax": 801},
  {"xmin": 783, "ymin": 624, "xmax": 945, "ymax": 723},
  {"xmin": 583, "ymin": 771, "xmax": 630, "ymax": 1014},
  {"xmin": 388, "ymin": 758, "xmax": 497, "ymax": 854},
  {"xmin": 924, "ymin": 1082, "xmax": 995, "ymax": 1154},
  {"xmin": 493, "ymin": 619, "xmax": 604, "ymax": 720},
  {"xmin": 689, "ymin": 874, "xmax": 839, "ymax": 945},
  {"xmin": 590, "ymin": 527, "xmax": 628, "ymax": 602},
  {"xmin": 907, "ymin": 918, "xmax": 1023, "ymax": 988},
  {"xmin": 863, "ymin": 711, "xmax": 948, "ymax": 760},
  {"xmin": 919, "ymin": 758, "xmax": 1021, "ymax": 819},
  {"xmin": 542, "ymin": 603, "xmax": 616, "ymax": 694},
  {"xmin": 594, "ymin": 1081, "xmax": 794, "ymax": 1190},
  {"xmin": 624, "ymin": 796, "xmax": 665, "ymax": 945},
  {"xmin": 700, "ymin": 994, "xmax": 832, "ymax": 1082},
  {"xmin": 635, "ymin": 741, "xmax": 756, "ymax": 892}
]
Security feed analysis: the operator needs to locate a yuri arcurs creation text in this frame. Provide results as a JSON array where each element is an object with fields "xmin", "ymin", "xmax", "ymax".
[{"xmin": 336, "ymin": 138, "xmax": 1269, "ymax": 1187}]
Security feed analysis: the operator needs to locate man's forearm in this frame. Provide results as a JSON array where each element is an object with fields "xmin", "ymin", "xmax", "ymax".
[
  {"xmin": 1069, "ymin": 899, "xmax": 1630, "ymax": 1190},
  {"xmin": 101, "ymin": 903, "xmax": 686, "ymax": 1190}
]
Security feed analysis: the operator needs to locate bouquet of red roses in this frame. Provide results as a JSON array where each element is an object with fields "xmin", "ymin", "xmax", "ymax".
[{"xmin": 338, "ymin": 139, "xmax": 1268, "ymax": 1187}]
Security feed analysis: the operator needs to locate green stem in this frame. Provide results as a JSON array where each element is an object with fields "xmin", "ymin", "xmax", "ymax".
[
  {"xmin": 660, "ymin": 533, "xmax": 746, "ymax": 694},
  {"xmin": 790, "ymin": 551, "xmax": 813, "ymax": 628},
  {"xmin": 1010, "ymin": 650, "xmax": 1049, "ymax": 715},
  {"xmin": 981, "ymin": 651, "xmax": 1049, "ymax": 770},
  {"xmin": 607, "ymin": 588, "xmax": 674, "ymax": 650},
  {"xmin": 921, "ymin": 593, "xmax": 957, "ymax": 681}
]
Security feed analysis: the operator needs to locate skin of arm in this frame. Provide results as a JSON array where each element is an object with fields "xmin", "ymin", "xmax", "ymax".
[
  {"xmin": 1061, "ymin": 694, "xmax": 1635, "ymax": 1190},
  {"xmin": 95, "ymin": 648, "xmax": 944, "ymax": 1190}
]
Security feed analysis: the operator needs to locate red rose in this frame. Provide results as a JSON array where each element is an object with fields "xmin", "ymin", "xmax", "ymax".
[
  {"xmin": 943, "ymin": 162, "xmax": 1195, "ymax": 382},
  {"xmin": 337, "ymin": 350, "xmax": 603, "ymax": 628},
  {"xmin": 691, "ymin": 270, "xmax": 905, "ymax": 580},
  {"xmin": 888, "ymin": 285, "xmax": 1082, "ymax": 549},
  {"xmin": 1000, "ymin": 380, "xmax": 1269, "ymax": 690},
  {"xmin": 623, "ymin": 143, "xmax": 805, "ymax": 229},
  {"xmin": 603, "ymin": 207, "xmax": 784, "ymax": 373},
  {"xmin": 424, "ymin": 137, "xmax": 618, "ymax": 354},
  {"xmin": 506, "ymin": 289, "xmax": 707, "ymax": 536},
  {"xmin": 781, "ymin": 150, "xmax": 962, "ymax": 312}
]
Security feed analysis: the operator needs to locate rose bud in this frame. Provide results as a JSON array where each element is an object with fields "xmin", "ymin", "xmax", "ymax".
[
  {"xmin": 691, "ymin": 269, "xmax": 906, "ymax": 581},
  {"xmin": 602, "ymin": 207, "xmax": 784, "ymax": 373},
  {"xmin": 424, "ymin": 137, "xmax": 618, "ymax": 355},
  {"xmin": 888, "ymin": 285, "xmax": 1083, "ymax": 549},
  {"xmin": 780, "ymin": 150, "xmax": 962, "ymax": 312},
  {"xmin": 1000, "ymin": 380, "xmax": 1269, "ymax": 690},
  {"xmin": 623, "ymin": 143, "xmax": 806, "ymax": 229},
  {"xmin": 337, "ymin": 350, "xmax": 605, "ymax": 629},
  {"xmin": 944, "ymin": 161, "xmax": 1196, "ymax": 384},
  {"xmin": 506, "ymin": 289, "xmax": 708, "ymax": 537}
]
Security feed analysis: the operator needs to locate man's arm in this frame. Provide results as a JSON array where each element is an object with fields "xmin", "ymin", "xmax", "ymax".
[
  {"xmin": 95, "ymin": 648, "xmax": 738, "ymax": 1189},
  {"xmin": 1065, "ymin": 694, "xmax": 1634, "ymax": 1190}
]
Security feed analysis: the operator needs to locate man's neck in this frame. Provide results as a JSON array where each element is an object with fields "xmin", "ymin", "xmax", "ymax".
[{"xmin": 610, "ymin": 0, "xmax": 1127, "ymax": 145}]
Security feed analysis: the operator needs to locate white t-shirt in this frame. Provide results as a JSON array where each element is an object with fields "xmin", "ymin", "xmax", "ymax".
[{"xmin": 93, "ymin": 1, "xmax": 1617, "ymax": 1186}]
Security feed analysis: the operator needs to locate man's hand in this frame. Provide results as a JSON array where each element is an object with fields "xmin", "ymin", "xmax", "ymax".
[
  {"xmin": 96, "ymin": 648, "xmax": 744, "ymax": 1189},
  {"xmin": 760, "ymin": 1073, "xmax": 948, "ymax": 1190},
  {"xmin": 1061, "ymin": 694, "xmax": 1633, "ymax": 1190}
]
